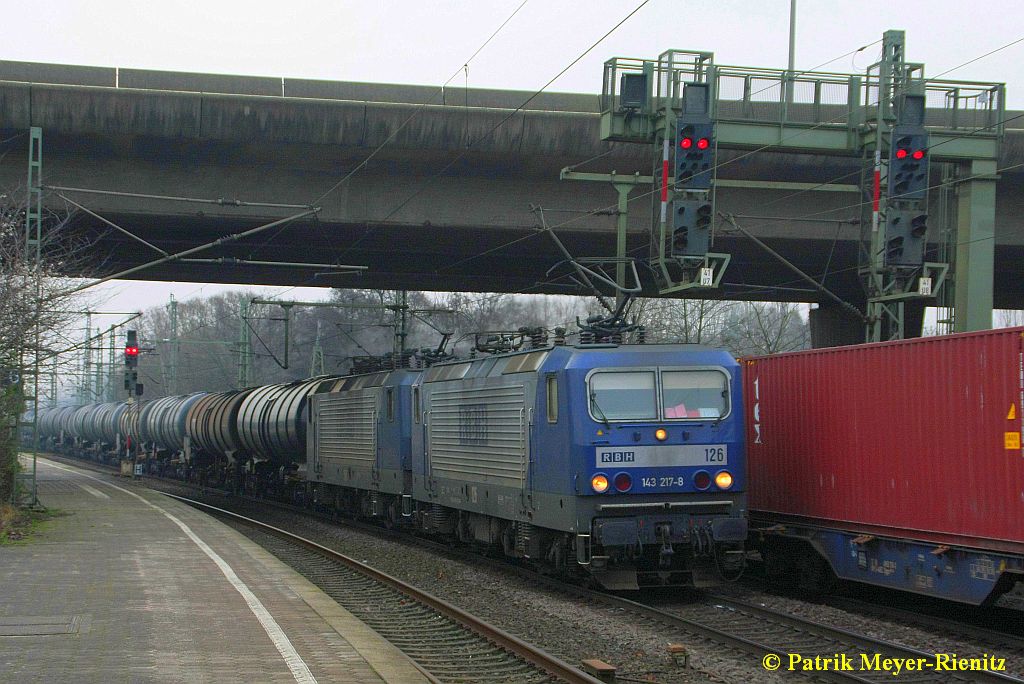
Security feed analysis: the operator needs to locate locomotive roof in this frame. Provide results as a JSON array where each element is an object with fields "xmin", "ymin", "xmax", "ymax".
[{"xmin": 419, "ymin": 343, "xmax": 737, "ymax": 383}]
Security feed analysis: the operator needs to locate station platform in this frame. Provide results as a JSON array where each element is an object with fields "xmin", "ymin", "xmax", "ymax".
[{"xmin": 0, "ymin": 456, "xmax": 430, "ymax": 684}]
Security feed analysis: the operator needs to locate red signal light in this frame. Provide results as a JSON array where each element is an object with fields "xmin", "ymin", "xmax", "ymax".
[
  {"xmin": 895, "ymin": 148, "xmax": 908, "ymax": 159},
  {"xmin": 125, "ymin": 346, "xmax": 139, "ymax": 357},
  {"xmin": 679, "ymin": 137, "xmax": 693, "ymax": 149},
  {"xmin": 696, "ymin": 137, "xmax": 710, "ymax": 150},
  {"xmin": 613, "ymin": 472, "xmax": 632, "ymax": 492},
  {"xmin": 912, "ymin": 149, "xmax": 925, "ymax": 160}
]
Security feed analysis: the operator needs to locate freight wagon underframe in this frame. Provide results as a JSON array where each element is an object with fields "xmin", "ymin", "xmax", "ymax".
[{"xmin": 753, "ymin": 514, "xmax": 1024, "ymax": 605}]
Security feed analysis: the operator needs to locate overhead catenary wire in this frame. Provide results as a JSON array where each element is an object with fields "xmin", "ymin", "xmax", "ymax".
[{"xmin": 66, "ymin": 209, "xmax": 319, "ymax": 295}]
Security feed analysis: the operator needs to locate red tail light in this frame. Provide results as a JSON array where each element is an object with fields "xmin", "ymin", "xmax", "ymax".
[
  {"xmin": 693, "ymin": 471, "xmax": 711, "ymax": 490},
  {"xmin": 613, "ymin": 472, "xmax": 632, "ymax": 492}
]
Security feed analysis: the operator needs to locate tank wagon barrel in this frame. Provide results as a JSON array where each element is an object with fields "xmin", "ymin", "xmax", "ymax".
[
  {"xmin": 38, "ymin": 406, "xmax": 76, "ymax": 438},
  {"xmin": 68, "ymin": 404, "xmax": 92, "ymax": 441},
  {"xmin": 82, "ymin": 404, "xmax": 112, "ymax": 443},
  {"xmin": 57, "ymin": 406, "xmax": 78, "ymax": 438},
  {"xmin": 186, "ymin": 389, "xmax": 254, "ymax": 458},
  {"xmin": 237, "ymin": 377, "xmax": 338, "ymax": 462},
  {"xmin": 140, "ymin": 393, "xmax": 207, "ymax": 453},
  {"xmin": 119, "ymin": 402, "xmax": 140, "ymax": 446},
  {"xmin": 96, "ymin": 402, "xmax": 128, "ymax": 445}
]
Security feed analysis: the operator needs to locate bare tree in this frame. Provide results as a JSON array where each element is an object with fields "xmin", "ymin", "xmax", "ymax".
[
  {"xmin": 633, "ymin": 297, "xmax": 733, "ymax": 345},
  {"xmin": 1, "ymin": 194, "xmax": 94, "ymax": 501},
  {"xmin": 721, "ymin": 301, "xmax": 810, "ymax": 357},
  {"xmin": 997, "ymin": 310, "xmax": 1024, "ymax": 328}
]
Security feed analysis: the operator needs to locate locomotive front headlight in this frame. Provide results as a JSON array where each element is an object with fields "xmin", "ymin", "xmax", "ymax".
[
  {"xmin": 654, "ymin": 428, "xmax": 668, "ymax": 441},
  {"xmin": 715, "ymin": 470, "xmax": 734, "ymax": 490},
  {"xmin": 591, "ymin": 474, "xmax": 610, "ymax": 493}
]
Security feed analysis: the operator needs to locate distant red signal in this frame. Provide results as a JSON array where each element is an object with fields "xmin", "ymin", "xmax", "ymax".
[
  {"xmin": 696, "ymin": 137, "xmax": 710, "ymax": 150},
  {"xmin": 895, "ymin": 148, "xmax": 908, "ymax": 159},
  {"xmin": 912, "ymin": 149, "xmax": 925, "ymax": 160},
  {"xmin": 679, "ymin": 137, "xmax": 693, "ymax": 149}
]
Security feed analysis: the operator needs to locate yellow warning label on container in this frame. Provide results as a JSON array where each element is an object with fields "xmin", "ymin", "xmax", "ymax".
[
  {"xmin": 1009, "ymin": 404, "xmax": 1017, "ymax": 420},
  {"xmin": 1006, "ymin": 432, "xmax": 1021, "ymax": 450}
]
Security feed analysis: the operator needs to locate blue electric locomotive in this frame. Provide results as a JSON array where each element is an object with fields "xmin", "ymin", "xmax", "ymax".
[{"xmin": 309, "ymin": 341, "xmax": 747, "ymax": 589}]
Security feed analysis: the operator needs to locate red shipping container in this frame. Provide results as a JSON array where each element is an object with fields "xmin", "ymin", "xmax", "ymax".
[{"xmin": 744, "ymin": 328, "xmax": 1024, "ymax": 554}]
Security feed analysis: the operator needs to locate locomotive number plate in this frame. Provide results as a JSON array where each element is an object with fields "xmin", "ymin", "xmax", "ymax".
[{"xmin": 595, "ymin": 444, "xmax": 727, "ymax": 468}]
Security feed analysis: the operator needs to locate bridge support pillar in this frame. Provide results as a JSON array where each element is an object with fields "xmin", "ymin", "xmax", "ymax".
[
  {"xmin": 953, "ymin": 159, "xmax": 998, "ymax": 332},
  {"xmin": 809, "ymin": 303, "xmax": 864, "ymax": 348}
]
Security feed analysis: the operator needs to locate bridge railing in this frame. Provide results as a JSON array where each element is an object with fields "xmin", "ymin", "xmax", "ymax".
[
  {"xmin": 712, "ymin": 65, "xmax": 860, "ymax": 128},
  {"xmin": 922, "ymin": 79, "xmax": 1004, "ymax": 133},
  {"xmin": 600, "ymin": 55, "xmax": 1006, "ymax": 145}
]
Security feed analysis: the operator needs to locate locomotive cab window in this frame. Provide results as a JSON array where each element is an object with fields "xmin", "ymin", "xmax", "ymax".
[
  {"xmin": 661, "ymin": 370, "xmax": 729, "ymax": 419},
  {"xmin": 412, "ymin": 386, "xmax": 420, "ymax": 423},
  {"xmin": 588, "ymin": 371, "xmax": 657, "ymax": 421},
  {"xmin": 386, "ymin": 388, "xmax": 395, "ymax": 422}
]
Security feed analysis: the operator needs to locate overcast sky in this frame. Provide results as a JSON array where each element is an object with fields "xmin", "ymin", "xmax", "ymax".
[{"xmin": 5, "ymin": 0, "xmax": 1021, "ymax": 330}]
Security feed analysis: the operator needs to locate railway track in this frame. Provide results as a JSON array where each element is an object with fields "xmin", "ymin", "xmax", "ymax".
[
  {"xmin": 655, "ymin": 593, "xmax": 1021, "ymax": 683},
  {"xmin": 822, "ymin": 595, "xmax": 1024, "ymax": 656},
  {"xmin": 48, "ymin": 454, "xmax": 1024, "ymax": 683},
  {"xmin": 739, "ymin": 557, "xmax": 1024, "ymax": 648}
]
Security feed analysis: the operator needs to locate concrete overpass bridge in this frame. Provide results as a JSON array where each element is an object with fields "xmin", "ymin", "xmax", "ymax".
[{"xmin": 0, "ymin": 59, "xmax": 1020, "ymax": 337}]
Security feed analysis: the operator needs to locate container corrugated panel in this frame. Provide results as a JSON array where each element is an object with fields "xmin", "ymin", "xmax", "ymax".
[
  {"xmin": 428, "ymin": 383, "xmax": 526, "ymax": 487},
  {"xmin": 315, "ymin": 390, "xmax": 378, "ymax": 467},
  {"xmin": 745, "ymin": 328, "xmax": 1024, "ymax": 553}
]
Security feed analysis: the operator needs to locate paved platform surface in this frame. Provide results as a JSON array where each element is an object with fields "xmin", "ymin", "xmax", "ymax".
[{"xmin": 0, "ymin": 456, "xmax": 430, "ymax": 684}]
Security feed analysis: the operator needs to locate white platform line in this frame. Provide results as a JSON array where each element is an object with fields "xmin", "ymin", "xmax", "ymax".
[
  {"xmin": 77, "ymin": 483, "xmax": 110, "ymax": 499},
  {"xmin": 40, "ymin": 459, "xmax": 318, "ymax": 684}
]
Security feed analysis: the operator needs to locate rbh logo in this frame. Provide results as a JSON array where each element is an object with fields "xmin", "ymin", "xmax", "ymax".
[{"xmin": 599, "ymin": 451, "xmax": 636, "ymax": 463}]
